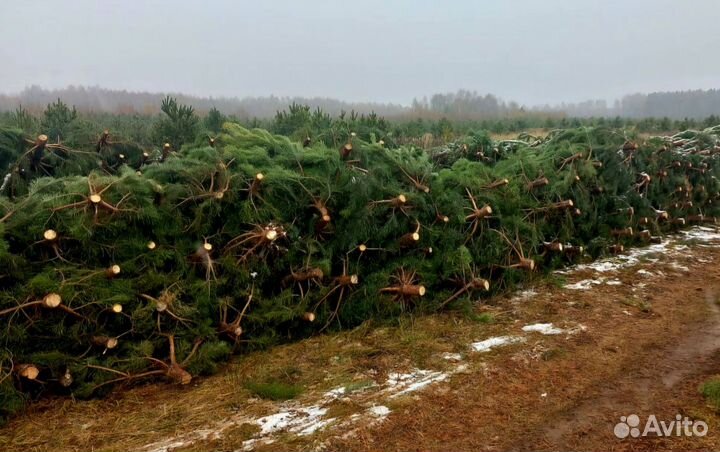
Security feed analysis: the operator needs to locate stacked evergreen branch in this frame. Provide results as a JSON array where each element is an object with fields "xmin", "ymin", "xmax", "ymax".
[{"xmin": 1, "ymin": 123, "xmax": 720, "ymax": 423}]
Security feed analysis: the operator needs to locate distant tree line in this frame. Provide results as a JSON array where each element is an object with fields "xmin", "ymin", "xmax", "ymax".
[
  {"xmin": 3, "ymin": 86, "xmax": 720, "ymax": 121},
  {"xmin": 538, "ymin": 89, "xmax": 720, "ymax": 119},
  {"xmin": 0, "ymin": 86, "xmax": 406, "ymax": 119},
  {"xmin": 2, "ymin": 96, "xmax": 720, "ymax": 161}
]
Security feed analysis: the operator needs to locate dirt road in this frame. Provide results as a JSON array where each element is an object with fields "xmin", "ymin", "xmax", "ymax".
[{"xmin": 3, "ymin": 227, "xmax": 720, "ymax": 452}]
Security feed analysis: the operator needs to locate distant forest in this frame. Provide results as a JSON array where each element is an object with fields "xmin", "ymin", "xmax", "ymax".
[{"xmin": 1, "ymin": 85, "xmax": 720, "ymax": 120}]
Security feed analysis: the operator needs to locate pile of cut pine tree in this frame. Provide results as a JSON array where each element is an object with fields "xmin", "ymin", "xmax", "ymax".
[{"xmin": 1, "ymin": 123, "xmax": 719, "ymax": 422}]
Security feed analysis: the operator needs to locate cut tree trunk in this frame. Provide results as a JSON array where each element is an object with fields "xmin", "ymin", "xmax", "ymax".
[
  {"xmin": 335, "ymin": 274, "xmax": 359, "ymax": 286},
  {"xmin": 611, "ymin": 227, "xmax": 633, "ymax": 238},
  {"xmin": 564, "ymin": 244, "xmax": 584, "ymax": 256},
  {"xmin": 91, "ymin": 336, "xmax": 118, "ymax": 349},
  {"xmin": 15, "ymin": 364, "xmax": 39, "ymax": 380},
  {"xmin": 550, "ymin": 200, "xmax": 574, "ymax": 210},
  {"xmin": 527, "ymin": 177, "xmax": 549, "ymax": 190},
  {"xmin": 218, "ymin": 322, "xmax": 242, "ymax": 340},
  {"xmin": 543, "ymin": 241, "xmax": 563, "ymax": 252},
  {"xmin": 511, "ymin": 258, "xmax": 536, "ymax": 271},
  {"xmin": 484, "ymin": 178, "xmax": 509, "ymax": 190},
  {"xmin": 380, "ymin": 284, "xmax": 426, "ymax": 297},
  {"xmin": 465, "ymin": 205, "xmax": 492, "ymax": 221},
  {"xmin": 302, "ymin": 312, "xmax": 316, "ymax": 322},
  {"xmin": 105, "ymin": 265, "xmax": 121, "ymax": 278},
  {"xmin": 59, "ymin": 368, "xmax": 73, "ymax": 387},
  {"xmin": 399, "ymin": 231, "xmax": 420, "ymax": 247}
]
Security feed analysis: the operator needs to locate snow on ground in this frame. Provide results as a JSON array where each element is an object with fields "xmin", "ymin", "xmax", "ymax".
[
  {"xmin": 520, "ymin": 322, "xmax": 587, "ymax": 336},
  {"xmin": 510, "ymin": 289, "xmax": 538, "ymax": 302},
  {"xmin": 367, "ymin": 405, "xmax": 391, "ymax": 419},
  {"xmin": 385, "ymin": 370, "xmax": 451, "ymax": 398},
  {"xmin": 323, "ymin": 387, "xmax": 346, "ymax": 399},
  {"xmin": 670, "ymin": 262, "xmax": 690, "ymax": 272},
  {"xmin": 470, "ymin": 336, "xmax": 526, "ymax": 352},
  {"xmin": 522, "ymin": 323, "xmax": 565, "ymax": 335},
  {"xmin": 564, "ymin": 278, "xmax": 606, "ymax": 290},
  {"xmin": 441, "ymin": 352, "xmax": 463, "ymax": 361},
  {"xmin": 560, "ymin": 226, "xmax": 720, "ymax": 292},
  {"xmin": 256, "ymin": 406, "xmax": 330, "ymax": 435},
  {"xmin": 681, "ymin": 226, "xmax": 720, "ymax": 243}
]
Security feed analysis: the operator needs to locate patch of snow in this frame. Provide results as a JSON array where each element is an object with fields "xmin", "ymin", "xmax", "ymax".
[
  {"xmin": 522, "ymin": 323, "xmax": 565, "ymax": 335},
  {"xmin": 240, "ymin": 438, "xmax": 264, "ymax": 451},
  {"xmin": 555, "ymin": 227, "xmax": 720, "ymax": 281},
  {"xmin": 680, "ymin": 227, "xmax": 720, "ymax": 243},
  {"xmin": 368, "ymin": 405, "xmax": 391, "ymax": 418},
  {"xmin": 441, "ymin": 352, "xmax": 463, "ymax": 361},
  {"xmin": 583, "ymin": 261, "xmax": 623, "ymax": 273},
  {"xmin": 670, "ymin": 262, "xmax": 690, "ymax": 272},
  {"xmin": 256, "ymin": 406, "xmax": 328, "ymax": 436},
  {"xmin": 637, "ymin": 269, "xmax": 654, "ymax": 277},
  {"xmin": 606, "ymin": 279, "xmax": 622, "ymax": 286},
  {"xmin": 385, "ymin": 370, "xmax": 450, "ymax": 397},
  {"xmin": 297, "ymin": 417, "xmax": 335, "ymax": 436},
  {"xmin": 470, "ymin": 336, "xmax": 525, "ymax": 352},
  {"xmin": 565, "ymin": 278, "xmax": 605, "ymax": 290},
  {"xmin": 511, "ymin": 289, "xmax": 538, "ymax": 302},
  {"xmin": 323, "ymin": 386, "xmax": 346, "ymax": 400},
  {"xmin": 560, "ymin": 241, "xmax": 670, "ymax": 276}
]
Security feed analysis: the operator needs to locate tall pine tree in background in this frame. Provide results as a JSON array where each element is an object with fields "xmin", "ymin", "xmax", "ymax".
[
  {"xmin": 41, "ymin": 99, "xmax": 77, "ymax": 142},
  {"xmin": 153, "ymin": 96, "xmax": 199, "ymax": 149}
]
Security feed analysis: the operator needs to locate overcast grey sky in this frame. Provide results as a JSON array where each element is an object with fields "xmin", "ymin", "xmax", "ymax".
[{"xmin": 2, "ymin": 0, "xmax": 719, "ymax": 105}]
